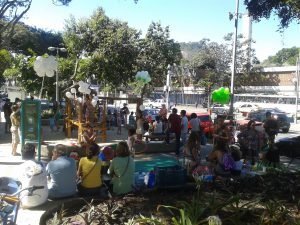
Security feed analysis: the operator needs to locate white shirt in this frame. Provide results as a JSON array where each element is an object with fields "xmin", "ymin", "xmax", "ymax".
[
  {"xmin": 18, "ymin": 160, "xmax": 48, "ymax": 208},
  {"xmin": 181, "ymin": 116, "xmax": 189, "ymax": 134},
  {"xmin": 190, "ymin": 118, "xmax": 201, "ymax": 132}
]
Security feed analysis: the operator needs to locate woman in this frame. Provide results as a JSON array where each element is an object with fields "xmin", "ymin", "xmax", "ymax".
[
  {"xmin": 213, "ymin": 115, "xmax": 229, "ymax": 151},
  {"xmin": 109, "ymin": 141, "xmax": 135, "ymax": 195},
  {"xmin": 239, "ymin": 120, "xmax": 260, "ymax": 165},
  {"xmin": 183, "ymin": 132, "xmax": 201, "ymax": 174},
  {"xmin": 77, "ymin": 143, "xmax": 103, "ymax": 196},
  {"xmin": 189, "ymin": 112, "xmax": 201, "ymax": 141}
]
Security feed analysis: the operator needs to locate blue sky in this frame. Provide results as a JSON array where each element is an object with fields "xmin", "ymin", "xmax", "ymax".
[{"xmin": 23, "ymin": 0, "xmax": 299, "ymax": 61}]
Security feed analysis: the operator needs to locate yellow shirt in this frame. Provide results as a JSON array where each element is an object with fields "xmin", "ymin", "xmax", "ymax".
[{"xmin": 78, "ymin": 156, "xmax": 102, "ymax": 188}]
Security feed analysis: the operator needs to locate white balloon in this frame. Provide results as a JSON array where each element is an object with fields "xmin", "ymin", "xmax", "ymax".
[
  {"xmin": 139, "ymin": 105, "xmax": 145, "ymax": 111},
  {"xmin": 65, "ymin": 92, "xmax": 72, "ymax": 98},
  {"xmin": 78, "ymin": 86, "xmax": 85, "ymax": 93},
  {"xmin": 86, "ymin": 89, "xmax": 91, "ymax": 94},
  {"xmin": 45, "ymin": 69, "xmax": 55, "ymax": 77},
  {"xmin": 78, "ymin": 81, "xmax": 84, "ymax": 87},
  {"xmin": 93, "ymin": 96, "xmax": 98, "ymax": 101},
  {"xmin": 91, "ymin": 99, "xmax": 97, "ymax": 107},
  {"xmin": 77, "ymin": 97, "xmax": 83, "ymax": 103},
  {"xmin": 71, "ymin": 88, "xmax": 76, "ymax": 94}
]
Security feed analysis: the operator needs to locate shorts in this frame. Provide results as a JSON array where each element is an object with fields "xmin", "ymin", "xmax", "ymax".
[{"xmin": 11, "ymin": 127, "xmax": 20, "ymax": 144}]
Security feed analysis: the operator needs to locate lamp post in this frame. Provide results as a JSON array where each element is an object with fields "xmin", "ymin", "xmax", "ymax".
[
  {"xmin": 295, "ymin": 53, "xmax": 300, "ymax": 124},
  {"xmin": 165, "ymin": 64, "xmax": 172, "ymax": 110},
  {"xmin": 229, "ymin": 0, "xmax": 239, "ymax": 116},
  {"xmin": 48, "ymin": 46, "xmax": 67, "ymax": 102}
]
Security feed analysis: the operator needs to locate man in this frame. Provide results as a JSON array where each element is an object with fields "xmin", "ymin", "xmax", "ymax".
[
  {"xmin": 18, "ymin": 143, "xmax": 48, "ymax": 208},
  {"xmin": 3, "ymin": 98, "xmax": 12, "ymax": 133},
  {"xmin": 46, "ymin": 144, "xmax": 77, "ymax": 199},
  {"xmin": 121, "ymin": 103, "xmax": 130, "ymax": 125},
  {"xmin": 180, "ymin": 110, "xmax": 188, "ymax": 147},
  {"xmin": 167, "ymin": 108, "xmax": 181, "ymax": 156}
]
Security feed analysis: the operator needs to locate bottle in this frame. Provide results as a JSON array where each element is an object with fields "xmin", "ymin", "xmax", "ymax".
[{"xmin": 147, "ymin": 170, "xmax": 156, "ymax": 188}]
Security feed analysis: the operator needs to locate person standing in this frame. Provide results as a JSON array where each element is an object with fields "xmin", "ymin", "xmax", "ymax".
[
  {"xmin": 18, "ymin": 143, "xmax": 48, "ymax": 208},
  {"xmin": 263, "ymin": 111, "xmax": 279, "ymax": 146},
  {"xmin": 3, "ymin": 98, "xmax": 12, "ymax": 133},
  {"xmin": 128, "ymin": 111, "xmax": 136, "ymax": 129},
  {"xmin": 116, "ymin": 111, "xmax": 122, "ymax": 135},
  {"xmin": 121, "ymin": 103, "xmax": 130, "ymax": 125},
  {"xmin": 10, "ymin": 105, "xmax": 20, "ymax": 156},
  {"xmin": 46, "ymin": 144, "xmax": 77, "ymax": 199},
  {"xmin": 180, "ymin": 110, "xmax": 188, "ymax": 147},
  {"xmin": 190, "ymin": 113, "xmax": 201, "ymax": 138},
  {"xmin": 159, "ymin": 104, "xmax": 168, "ymax": 132},
  {"xmin": 167, "ymin": 108, "xmax": 181, "ymax": 156}
]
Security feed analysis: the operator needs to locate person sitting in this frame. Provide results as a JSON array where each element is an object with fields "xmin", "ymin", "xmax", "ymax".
[
  {"xmin": 152, "ymin": 116, "xmax": 163, "ymax": 134},
  {"xmin": 17, "ymin": 143, "xmax": 48, "ymax": 208},
  {"xmin": 77, "ymin": 143, "xmax": 104, "ymax": 197},
  {"xmin": 46, "ymin": 144, "xmax": 77, "ymax": 199},
  {"xmin": 108, "ymin": 141, "xmax": 135, "ymax": 196},
  {"xmin": 81, "ymin": 123, "xmax": 97, "ymax": 151},
  {"xmin": 183, "ymin": 132, "xmax": 201, "ymax": 174},
  {"xmin": 207, "ymin": 141, "xmax": 235, "ymax": 177},
  {"xmin": 230, "ymin": 144, "xmax": 243, "ymax": 176}
]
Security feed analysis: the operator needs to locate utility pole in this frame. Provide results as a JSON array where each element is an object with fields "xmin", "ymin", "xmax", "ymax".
[{"xmin": 229, "ymin": 0, "xmax": 239, "ymax": 116}]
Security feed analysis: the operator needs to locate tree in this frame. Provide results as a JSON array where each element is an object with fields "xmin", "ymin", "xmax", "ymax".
[
  {"xmin": 137, "ymin": 22, "xmax": 182, "ymax": 87},
  {"xmin": 262, "ymin": 46, "xmax": 300, "ymax": 66},
  {"xmin": 244, "ymin": 0, "xmax": 300, "ymax": 28},
  {"xmin": 62, "ymin": 7, "xmax": 141, "ymax": 90},
  {"xmin": 0, "ymin": 0, "xmax": 68, "ymax": 47}
]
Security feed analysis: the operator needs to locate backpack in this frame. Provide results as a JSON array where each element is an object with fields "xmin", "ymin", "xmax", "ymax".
[{"xmin": 223, "ymin": 153, "xmax": 235, "ymax": 171}]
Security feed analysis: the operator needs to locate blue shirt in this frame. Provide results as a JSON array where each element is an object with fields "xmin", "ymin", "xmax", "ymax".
[{"xmin": 46, "ymin": 156, "xmax": 77, "ymax": 198}]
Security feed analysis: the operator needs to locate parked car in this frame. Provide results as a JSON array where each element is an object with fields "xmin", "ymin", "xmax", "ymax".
[
  {"xmin": 236, "ymin": 103, "xmax": 260, "ymax": 113},
  {"xmin": 247, "ymin": 109, "xmax": 290, "ymax": 133},
  {"xmin": 276, "ymin": 136, "xmax": 300, "ymax": 158},
  {"xmin": 144, "ymin": 98, "xmax": 175, "ymax": 109},
  {"xmin": 186, "ymin": 112, "xmax": 214, "ymax": 137},
  {"xmin": 211, "ymin": 103, "xmax": 230, "ymax": 115}
]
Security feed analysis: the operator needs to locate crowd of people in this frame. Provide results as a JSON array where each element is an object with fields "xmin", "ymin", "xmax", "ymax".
[{"xmin": 16, "ymin": 140, "xmax": 135, "ymax": 209}]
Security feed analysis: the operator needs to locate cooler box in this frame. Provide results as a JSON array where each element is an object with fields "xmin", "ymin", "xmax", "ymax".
[{"xmin": 155, "ymin": 165, "xmax": 186, "ymax": 188}]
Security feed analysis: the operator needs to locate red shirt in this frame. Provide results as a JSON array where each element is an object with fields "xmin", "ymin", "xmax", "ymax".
[{"xmin": 168, "ymin": 113, "xmax": 181, "ymax": 134}]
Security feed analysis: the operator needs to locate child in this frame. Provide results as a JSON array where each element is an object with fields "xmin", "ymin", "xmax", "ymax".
[
  {"xmin": 116, "ymin": 111, "xmax": 122, "ymax": 135},
  {"xmin": 127, "ymin": 128, "xmax": 137, "ymax": 155},
  {"xmin": 128, "ymin": 112, "xmax": 136, "ymax": 129}
]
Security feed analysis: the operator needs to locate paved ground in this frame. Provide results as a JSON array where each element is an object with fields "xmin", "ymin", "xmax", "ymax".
[{"xmin": 0, "ymin": 105, "xmax": 300, "ymax": 225}]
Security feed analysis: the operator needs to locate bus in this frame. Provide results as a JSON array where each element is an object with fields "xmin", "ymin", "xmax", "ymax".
[{"xmin": 234, "ymin": 93, "xmax": 298, "ymax": 114}]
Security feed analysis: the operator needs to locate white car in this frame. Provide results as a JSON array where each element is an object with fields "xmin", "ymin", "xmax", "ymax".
[
  {"xmin": 211, "ymin": 104, "xmax": 230, "ymax": 114},
  {"xmin": 144, "ymin": 99, "xmax": 166, "ymax": 108},
  {"xmin": 236, "ymin": 103, "xmax": 260, "ymax": 113}
]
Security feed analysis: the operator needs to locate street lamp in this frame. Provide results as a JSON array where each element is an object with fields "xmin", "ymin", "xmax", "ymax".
[
  {"xmin": 295, "ymin": 53, "xmax": 300, "ymax": 124},
  {"xmin": 48, "ymin": 46, "xmax": 67, "ymax": 102}
]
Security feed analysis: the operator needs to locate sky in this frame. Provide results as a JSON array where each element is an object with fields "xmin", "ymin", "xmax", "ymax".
[{"xmin": 22, "ymin": 0, "xmax": 299, "ymax": 62}]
